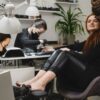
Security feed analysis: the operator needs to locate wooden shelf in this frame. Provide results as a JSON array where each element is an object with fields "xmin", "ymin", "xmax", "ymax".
[
  {"xmin": 39, "ymin": 10, "xmax": 59, "ymax": 13},
  {"xmin": 18, "ymin": 18, "xmax": 34, "ymax": 21},
  {"xmin": 56, "ymin": 1, "xmax": 78, "ymax": 5},
  {"xmin": 18, "ymin": 10, "xmax": 59, "ymax": 19}
]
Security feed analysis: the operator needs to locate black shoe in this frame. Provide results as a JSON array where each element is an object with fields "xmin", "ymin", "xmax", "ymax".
[{"xmin": 13, "ymin": 85, "xmax": 31, "ymax": 98}]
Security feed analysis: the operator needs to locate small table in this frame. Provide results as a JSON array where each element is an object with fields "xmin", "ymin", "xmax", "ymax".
[{"xmin": 0, "ymin": 54, "xmax": 50, "ymax": 68}]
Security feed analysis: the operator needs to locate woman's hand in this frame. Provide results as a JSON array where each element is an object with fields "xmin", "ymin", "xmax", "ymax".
[
  {"xmin": 42, "ymin": 46, "xmax": 55, "ymax": 52},
  {"xmin": 28, "ymin": 27, "xmax": 40, "ymax": 34},
  {"xmin": 32, "ymin": 27, "xmax": 40, "ymax": 33},
  {"xmin": 60, "ymin": 47, "xmax": 70, "ymax": 51}
]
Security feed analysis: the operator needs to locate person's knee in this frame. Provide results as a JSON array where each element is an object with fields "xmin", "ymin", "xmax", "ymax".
[
  {"xmin": 42, "ymin": 49, "xmax": 62, "ymax": 71},
  {"xmin": 49, "ymin": 51, "xmax": 69, "ymax": 74}
]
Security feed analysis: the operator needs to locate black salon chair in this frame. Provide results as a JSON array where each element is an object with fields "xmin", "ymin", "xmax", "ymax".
[{"xmin": 56, "ymin": 76, "xmax": 100, "ymax": 100}]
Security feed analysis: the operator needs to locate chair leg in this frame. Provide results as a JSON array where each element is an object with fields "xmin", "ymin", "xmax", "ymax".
[{"xmin": 64, "ymin": 98, "xmax": 87, "ymax": 100}]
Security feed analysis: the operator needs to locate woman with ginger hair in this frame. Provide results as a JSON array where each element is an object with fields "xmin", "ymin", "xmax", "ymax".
[{"xmin": 17, "ymin": 14, "xmax": 100, "ymax": 92}]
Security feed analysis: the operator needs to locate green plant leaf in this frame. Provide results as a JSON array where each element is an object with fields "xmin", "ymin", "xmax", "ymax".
[{"xmin": 53, "ymin": 3, "xmax": 85, "ymax": 43}]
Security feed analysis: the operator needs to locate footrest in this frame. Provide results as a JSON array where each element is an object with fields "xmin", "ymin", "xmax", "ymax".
[{"xmin": 31, "ymin": 90, "xmax": 47, "ymax": 97}]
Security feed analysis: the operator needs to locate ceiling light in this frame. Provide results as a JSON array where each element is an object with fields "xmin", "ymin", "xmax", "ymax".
[{"xmin": 25, "ymin": 0, "xmax": 40, "ymax": 17}]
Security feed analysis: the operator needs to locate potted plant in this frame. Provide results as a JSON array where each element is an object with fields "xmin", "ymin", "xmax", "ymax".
[{"xmin": 53, "ymin": 3, "xmax": 85, "ymax": 45}]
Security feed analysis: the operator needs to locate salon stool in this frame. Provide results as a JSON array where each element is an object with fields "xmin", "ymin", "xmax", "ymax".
[{"xmin": 31, "ymin": 90, "xmax": 47, "ymax": 100}]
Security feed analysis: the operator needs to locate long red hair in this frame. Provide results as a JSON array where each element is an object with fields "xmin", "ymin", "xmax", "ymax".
[{"xmin": 83, "ymin": 14, "xmax": 100, "ymax": 53}]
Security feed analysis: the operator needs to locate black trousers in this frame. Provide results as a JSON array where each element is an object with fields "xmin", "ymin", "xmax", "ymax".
[
  {"xmin": 42, "ymin": 50, "xmax": 86, "ymax": 74},
  {"xmin": 42, "ymin": 50, "xmax": 98, "ymax": 92}
]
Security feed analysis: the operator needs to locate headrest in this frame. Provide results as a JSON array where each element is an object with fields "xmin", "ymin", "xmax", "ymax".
[{"xmin": 3, "ymin": 47, "xmax": 24, "ymax": 57}]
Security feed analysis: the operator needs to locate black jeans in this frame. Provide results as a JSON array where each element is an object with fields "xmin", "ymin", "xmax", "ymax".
[
  {"xmin": 42, "ymin": 50, "xmax": 86, "ymax": 75},
  {"xmin": 42, "ymin": 50, "xmax": 62, "ymax": 71},
  {"xmin": 42, "ymin": 50, "xmax": 88, "ymax": 92}
]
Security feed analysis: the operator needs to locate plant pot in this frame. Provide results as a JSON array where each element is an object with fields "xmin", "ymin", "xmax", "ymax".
[
  {"xmin": 58, "ymin": 34, "xmax": 75, "ymax": 45},
  {"xmin": 66, "ymin": 34, "xmax": 75, "ymax": 45}
]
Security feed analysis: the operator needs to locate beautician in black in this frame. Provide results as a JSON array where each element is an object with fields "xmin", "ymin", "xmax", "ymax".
[{"xmin": 14, "ymin": 19, "xmax": 47, "ymax": 52}]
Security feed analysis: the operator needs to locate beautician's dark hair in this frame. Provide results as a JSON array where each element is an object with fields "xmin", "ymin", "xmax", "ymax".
[
  {"xmin": 0, "ymin": 33, "xmax": 11, "ymax": 42},
  {"xmin": 32, "ymin": 19, "xmax": 47, "ymax": 30}
]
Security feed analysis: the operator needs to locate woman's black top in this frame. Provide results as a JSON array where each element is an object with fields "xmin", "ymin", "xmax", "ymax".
[
  {"xmin": 14, "ymin": 28, "xmax": 41, "ymax": 52},
  {"xmin": 56, "ymin": 41, "xmax": 100, "ymax": 67}
]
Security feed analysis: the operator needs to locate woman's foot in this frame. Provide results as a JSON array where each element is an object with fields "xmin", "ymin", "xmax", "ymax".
[
  {"xmin": 30, "ymin": 81, "xmax": 45, "ymax": 91},
  {"xmin": 16, "ymin": 79, "xmax": 34, "ymax": 87},
  {"xmin": 16, "ymin": 70, "xmax": 46, "ymax": 87},
  {"xmin": 30, "ymin": 71, "xmax": 56, "ymax": 91},
  {"xmin": 16, "ymin": 81, "xmax": 22, "ymax": 87}
]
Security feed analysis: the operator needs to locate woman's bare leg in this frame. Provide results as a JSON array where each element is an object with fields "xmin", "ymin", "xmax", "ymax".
[
  {"xmin": 16, "ymin": 50, "xmax": 61, "ymax": 87},
  {"xmin": 30, "ymin": 51, "xmax": 68, "ymax": 90},
  {"xmin": 16, "ymin": 70, "xmax": 46, "ymax": 86},
  {"xmin": 30, "ymin": 70, "xmax": 56, "ymax": 91}
]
